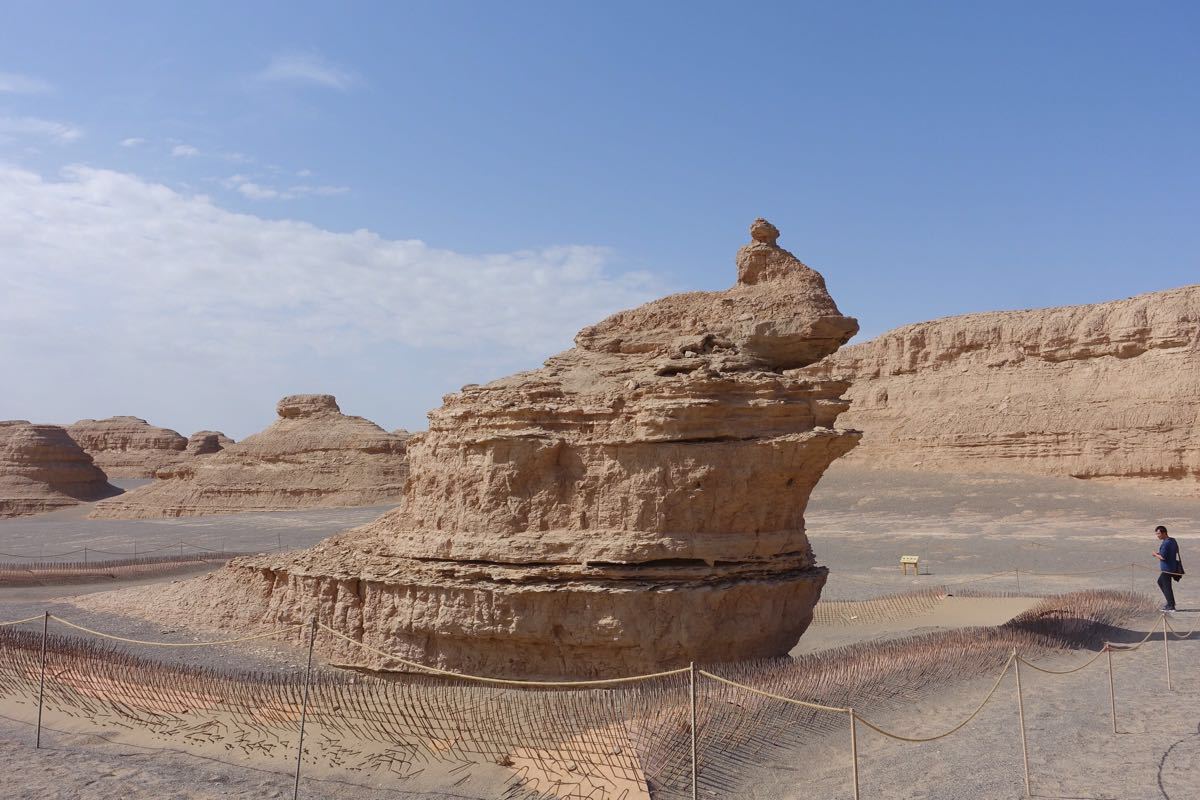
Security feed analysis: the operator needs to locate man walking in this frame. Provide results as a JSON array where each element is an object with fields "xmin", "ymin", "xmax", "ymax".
[{"xmin": 1153, "ymin": 525, "xmax": 1180, "ymax": 612}]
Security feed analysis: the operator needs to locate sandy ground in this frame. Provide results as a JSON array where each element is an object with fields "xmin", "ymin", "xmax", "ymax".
[
  {"xmin": 0, "ymin": 479, "xmax": 396, "ymax": 562},
  {"xmin": 0, "ymin": 466, "xmax": 1198, "ymax": 798}
]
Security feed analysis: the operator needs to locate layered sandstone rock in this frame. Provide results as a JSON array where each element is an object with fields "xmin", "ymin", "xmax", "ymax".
[
  {"xmin": 89, "ymin": 395, "xmax": 409, "ymax": 518},
  {"xmin": 803, "ymin": 285, "xmax": 1200, "ymax": 491},
  {"xmin": 66, "ymin": 417, "xmax": 233, "ymax": 478},
  {"xmin": 143, "ymin": 220, "xmax": 860, "ymax": 678},
  {"xmin": 183, "ymin": 430, "xmax": 235, "ymax": 457},
  {"xmin": 0, "ymin": 421, "xmax": 119, "ymax": 517}
]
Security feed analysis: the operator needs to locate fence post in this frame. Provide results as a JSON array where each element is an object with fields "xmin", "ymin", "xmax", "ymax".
[
  {"xmin": 293, "ymin": 617, "xmax": 317, "ymax": 800},
  {"xmin": 1162, "ymin": 614, "xmax": 1172, "ymax": 691},
  {"xmin": 689, "ymin": 661, "xmax": 698, "ymax": 800},
  {"xmin": 1106, "ymin": 644, "xmax": 1117, "ymax": 734},
  {"xmin": 1130, "ymin": 562, "xmax": 1135, "ymax": 593},
  {"xmin": 1013, "ymin": 651, "xmax": 1031, "ymax": 797},
  {"xmin": 179, "ymin": 541, "xmax": 185, "ymax": 559},
  {"xmin": 35, "ymin": 611, "xmax": 48, "ymax": 748},
  {"xmin": 1015, "ymin": 567, "xmax": 1020, "ymax": 592},
  {"xmin": 82, "ymin": 546, "xmax": 87, "ymax": 565},
  {"xmin": 849, "ymin": 708, "xmax": 860, "ymax": 800}
]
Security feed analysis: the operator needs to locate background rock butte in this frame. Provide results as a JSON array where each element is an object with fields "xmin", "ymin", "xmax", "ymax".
[
  {"xmin": 152, "ymin": 220, "xmax": 862, "ymax": 678},
  {"xmin": 803, "ymin": 285, "xmax": 1200, "ymax": 493},
  {"xmin": 89, "ymin": 395, "xmax": 409, "ymax": 518},
  {"xmin": 66, "ymin": 416, "xmax": 233, "ymax": 478},
  {"xmin": 0, "ymin": 421, "xmax": 119, "ymax": 517}
]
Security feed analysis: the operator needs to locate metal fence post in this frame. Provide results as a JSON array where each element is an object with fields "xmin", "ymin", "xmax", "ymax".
[
  {"xmin": 689, "ymin": 661, "xmax": 698, "ymax": 800},
  {"xmin": 293, "ymin": 617, "xmax": 317, "ymax": 800},
  {"xmin": 1013, "ymin": 651, "xmax": 1031, "ymax": 797},
  {"xmin": 35, "ymin": 611, "xmax": 48, "ymax": 748},
  {"xmin": 1015, "ymin": 567, "xmax": 1021, "ymax": 592}
]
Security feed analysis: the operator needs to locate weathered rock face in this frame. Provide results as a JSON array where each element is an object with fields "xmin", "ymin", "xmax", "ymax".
[
  {"xmin": 0, "ymin": 421, "xmax": 119, "ymax": 517},
  {"xmin": 89, "ymin": 395, "xmax": 409, "ymax": 518},
  {"xmin": 158, "ymin": 220, "xmax": 860, "ymax": 678},
  {"xmin": 803, "ymin": 285, "xmax": 1200, "ymax": 492},
  {"xmin": 66, "ymin": 417, "xmax": 233, "ymax": 478},
  {"xmin": 184, "ymin": 430, "xmax": 234, "ymax": 457},
  {"xmin": 66, "ymin": 416, "xmax": 187, "ymax": 478}
]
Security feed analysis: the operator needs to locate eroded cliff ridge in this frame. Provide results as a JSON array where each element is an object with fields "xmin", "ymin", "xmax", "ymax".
[
  {"xmin": 0, "ymin": 421, "xmax": 119, "ymax": 517},
  {"xmin": 66, "ymin": 416, "xmax": 233, "ymax": 478},
  {"xmin": 803, "ymin": 285, "xmax": 1200, "ymax": 491},
  {"xmin": 134, "ymin": 220, "xmax": 861, "ymax": 678},
  {"xmin": 89, "ymin": 395, "xmax": 409, "ymax": 518}
]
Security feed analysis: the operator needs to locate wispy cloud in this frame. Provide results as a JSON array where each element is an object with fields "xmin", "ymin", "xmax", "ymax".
[
  {"xmin": 120, "ymin": 137, "xmax": 146, "ymax": 148},
  {"xmin": 222, "ymin": 174, "xmax": 349, "ymax": 200},
  {"xmin": 0, "ymin": 165, "xmax": 660, "ymax": 367},
  {"xmin": 0, "ymin": 116, "xmax": 81, "ymax": 143},
  {"xmin": 171, "ymin": 143, "xmax": 200, "ymax": 157},
  {"xmin": 256, "ymin": 52, "xmax": 357, "ymax": 90},
  {"xmin": 0, "ymin": 72, "xmax": 53, "ymax": 94}
]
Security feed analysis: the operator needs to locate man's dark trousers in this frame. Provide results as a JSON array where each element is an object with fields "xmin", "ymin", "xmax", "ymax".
[{"xmin": 1158, "ymin": 571, "xmax": 1177, "ymax": 609}]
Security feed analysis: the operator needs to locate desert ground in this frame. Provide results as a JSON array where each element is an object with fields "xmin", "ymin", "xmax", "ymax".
[{"xmin": 0, "ymin": 465, "xmax": 1197, "ymax": 798}]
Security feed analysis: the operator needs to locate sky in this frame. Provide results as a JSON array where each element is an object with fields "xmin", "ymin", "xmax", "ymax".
[{"xmin": 1, "ymin": 2, "xmax": 1197, "ymax": 439}]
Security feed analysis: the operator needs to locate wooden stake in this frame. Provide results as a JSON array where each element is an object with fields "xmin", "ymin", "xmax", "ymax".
[
  {"xmin": 1015, "ymin": 567, "xmax": 1021, "ymax": 592},
  {"xmin": 849, "ymin": 708, "xmax": 860, "ymax": 800},
  {"xmin": 293, "ymin": 617, "xmax": 317, "ymax": 800},
  {"xmin": 1013, "ymin": 651, "xmax": 1031, "ymax": 797},
  {"xmin": 689, "ymin": 661, "xmax": 698, "ymax": 800},
  {"xmin": 1163, "ymin": 614, "xmax": 1172, "ymax": 691},
  {"xmin": 1106, "ymin": 645, "xmax": 1117, "ymax": 734},
  {"xmin": 35, "ymin": 611, "xmax": 48, "ymax": 748}
]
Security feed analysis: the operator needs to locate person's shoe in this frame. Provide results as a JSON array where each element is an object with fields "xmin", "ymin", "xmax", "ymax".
[{"xmin": 1162, "ymin": 606, "xmax": 1177, "ymax": 613}]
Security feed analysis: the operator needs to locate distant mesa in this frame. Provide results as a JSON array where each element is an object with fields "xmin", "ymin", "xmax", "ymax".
[
  {"xmin": 89, "ymin": 394, "xmax": 409, "ymax": 518},
  {"xmin": 802, "ymin": 284, "xmax": 1200, "ymax": 493},
  {"xmin": 184, "ymin": 430, "xmax": 234, "ymax": 457},
  {"xmin": 139, "ymin": 220, "xmax": 861, "ymax": 678},
  {"xmin": 0, "ymin": 421, "xmax": 120, "ymax": 517},
  {"xmin": 66, "ymin": 416, "xmax": 233, "ymax": 479}
]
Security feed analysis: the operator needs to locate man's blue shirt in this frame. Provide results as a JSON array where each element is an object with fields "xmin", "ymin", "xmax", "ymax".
[{"xmin": 1159, "ymin": 537, "xmax": 1180, "ymax": 572}]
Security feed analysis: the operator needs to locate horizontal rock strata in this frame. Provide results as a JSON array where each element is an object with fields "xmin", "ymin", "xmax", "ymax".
[
  {"xmin": 803, "ymin": 285, "xmax": 1200, "ymax": 491},
  {"xmin": 154, "ymin": 219, "xmax": 861, "ymax": 678},
  {"xmin": 66, "ymin": 416, "xmax": 232, "ymax": 478},
  {"xmin": 89, "ymin": 395, "xmax": 409, "ymax": 518},
  {"xmin": 0, "ymin": 421, "xmax": 119, "ymax": 517}
]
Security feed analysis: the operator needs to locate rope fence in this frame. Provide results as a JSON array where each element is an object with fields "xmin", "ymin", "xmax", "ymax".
[{"xmin": 0, "ymin": 591, "xmax": 1190, "ymax": 800}]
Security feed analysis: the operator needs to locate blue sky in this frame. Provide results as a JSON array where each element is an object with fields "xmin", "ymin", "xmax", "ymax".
[{"xmin": 1, "ymin": 2, "xmax": 1197, "ymax": 439}]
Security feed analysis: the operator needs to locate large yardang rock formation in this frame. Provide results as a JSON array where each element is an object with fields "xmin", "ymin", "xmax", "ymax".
[
  {"xmin": 89, "ymin": 395, "xmax": 409, "ymax": 518},
  {"xmin": 804, "ymin": 285, "xmax": 1200, "ymax": 491},
  {"xmin": 152, "ymin": 220, "xmax": 860, "ymax": 678},
  {"xmin": 0, "ymin": 421, "xmax": 120, "ymax": 517},
  {"xmin": 66, "ymin": 416, "xmax": 233, "ymax": 478},
  {"xmin": 183, "ymin": 430, "xmax": 235, "ymax": 457}
]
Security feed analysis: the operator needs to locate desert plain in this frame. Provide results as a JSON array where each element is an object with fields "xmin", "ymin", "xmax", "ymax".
[{"xmin": 0, "ymin": 462, "xmax": 1197, "ymax": 799}]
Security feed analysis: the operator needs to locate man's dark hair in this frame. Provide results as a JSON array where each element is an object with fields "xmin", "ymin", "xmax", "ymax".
[{"xmin": 1156, "ymin": 525, "xmax": 1169, "ymax": 535}]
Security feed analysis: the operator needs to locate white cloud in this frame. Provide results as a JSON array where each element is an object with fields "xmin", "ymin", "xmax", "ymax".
[
  {"xmin": 256, "ymin": 53, "xmax": 357, "ymax": 90},
  {"xmin": 0, "ymin": 72, "xmax": 53, "ymax": 94},
  {"xmin": 0, "ymin": 165, "xmax": 661, "ymax": 368},
  {"xmin": 171, "ymin": 143, "xmax": 200, "ymax": 157},
  {"xmin": 120, "ymin": 137, "xmax": 147, "ymax": 147},
  {"xmin": 0, "ymin": 116, "xmax": 82, "ymax": 143},
  {"xmin": 222, "ymin": 174, "xmax": 348, "ymax": 200}
]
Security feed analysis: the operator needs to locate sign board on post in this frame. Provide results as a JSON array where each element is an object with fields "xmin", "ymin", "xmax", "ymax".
[{"xmin": 900, "ymin": 555, "xmax": 920, "ymax": 575}]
